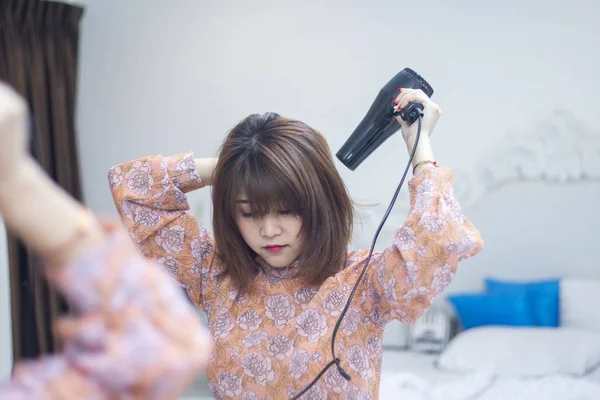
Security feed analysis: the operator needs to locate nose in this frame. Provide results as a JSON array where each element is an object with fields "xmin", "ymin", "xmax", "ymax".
[{"xmin": 260, "ymin": 214, "xmax": 282, "ymax": 238}]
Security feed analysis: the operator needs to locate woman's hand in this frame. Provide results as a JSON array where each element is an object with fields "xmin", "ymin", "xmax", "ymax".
[
  {"xmin": 195, "ymin": 158, "xmax": 218, "ymax": 185},
  {"xmin": 0, "ymin": 80, "xmax": 105, "ymax": 265},
  {"xmin": 0, "ymin": 82, "xmax": 30, "ymax": 186},
  {"xmin": 393, "ymin": 88, "xmax": 441, "ymax": 154}
]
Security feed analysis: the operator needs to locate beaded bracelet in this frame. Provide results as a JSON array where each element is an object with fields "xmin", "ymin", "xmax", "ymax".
[{"xmin": 413, "ymin": 160, "xmax": 438, "ymax": 174}]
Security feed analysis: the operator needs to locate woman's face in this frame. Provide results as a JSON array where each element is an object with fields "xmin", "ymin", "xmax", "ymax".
[{"xmin": 235, "ymin": 192, "xmax": 304, "ymax": 268}]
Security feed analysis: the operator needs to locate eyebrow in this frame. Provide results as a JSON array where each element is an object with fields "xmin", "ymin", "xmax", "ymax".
[{"xmin": 235, "ymin": 199, "xmax": 250, "ymax": 204}]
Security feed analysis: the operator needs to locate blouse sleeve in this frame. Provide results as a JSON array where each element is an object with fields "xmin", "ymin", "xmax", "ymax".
[
  {"xmin": 108, "ymin": 152, "xmax": 216, "ymax": 310},
  {"xmin": 0, "ymin": 220, "xmax": 213, "ymax": 400},
  {"xmin": 349, "ymin": 165, "xmax": 484, "ymax": 325},
  {"xmin": 0, "ymin": 355, "xmax": 103, "ymax": 399}
]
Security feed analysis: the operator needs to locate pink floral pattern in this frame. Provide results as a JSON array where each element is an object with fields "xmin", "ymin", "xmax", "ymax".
[
  {"xmin": 296, "ymin": 309, "xmax": 329, "ymax": 342},
  {"xmin": 324, "ymin": 367, "xmax": 348, "ymax": 394},
  {"xmin": 0, "ymin": 221, "xmax": 211, "ymax": 399},
  {"xmin": 342, "ymin": 309, "xmax": 361, "ymax": 335},
  {"xmin": 290, "ymin": 349, "xmax": 309, "ymax": 379},
  {"xmin": 323, "ymin": 290, "xmax": 346, "ymax": 316},
  {"xmin": 107, "ymin": 153, "xmax": 484, "ymax": 398},
  {"xmin": 157, "ymin": 255, "xmax": 179, "ymax": 276},
  {"xmin": 393, "ymin": 226, "xmax": 417, "ymax": 250},
  {"xmin": 214, "ymin": 309, "xmax": 235, "ymax": 339},
  {"xmin": 411, "ymin": 178, "xmax": 435, "ymax": 213},
  {"xmin": 457, "ymin": 235, "xmax": 479, "ymax": 260},
  {"xmin": 241, "ymin": 351, "xmax": 275, "ymax": 387},
  {"xmin": 300, "ymin": 384, "xmax": 328, "ymax": 400},
  {"xmin": 218, "ymin": 371, "xmax": 243, "ymax": 397},
  {"xmin": 237, "ymin": 310, "xmax": 262, "ymax": 331},
  {"xmin": 107, "ymin": 165, "xmax": 122, "ymax": 188},
  {"xmin": 265, "ymin": 294, "xmax": 295, "ymax": 329},
  {"xmin": 441, "ymin": 188, "xmax": 464, "ymax": 223},
  {"xmin": 446, "ymin": 240, "xmax": 458, "ymax": 253},
  {"xmin": 294, "ymin": 286, "xmax": 318, "ymax": 307},
  {"xmin": 432, "ymin": 264, "xmax": 455, "ymax": 294},
  {"xmin": 403, "ymin": 286, "xmax": 429, "ymax": 302},
  {"xmin": 419, "ymin": 211, "xmax": 446, "ymax": 232},
  {"xmin": 267, "ymin": 335, "xmax": 294, "ymax": 360},
  {"xmin": 346, "ymin": 344, "xmax": 373, "ymax": 379},
  {"xmin": 366, "ymin": 336, "xmax": 382, "ymax": 359},
  {"xmin": 133, "ymin": 204, "xmax": 160, "ymax": 227},
  {"xmin": 242, "ymin": 331, "xmax": 268, "ymax": 348},
  {"xmin": 402, "ymin": 261, "xmax": 419, "ymax": 286},
  {"xmin": 124, "ymin": 161, "xmax": 154, "ymax": 195},
  {"xmin": 155, "ymin": 225, "xmax": 186, "ymax": 254}
]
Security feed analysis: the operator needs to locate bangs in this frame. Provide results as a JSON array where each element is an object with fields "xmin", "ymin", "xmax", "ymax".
[
  {"xmin": 227, "ymin": 153, "xmax": 304, "ymax": 218},
  {"xmin": 211, "ymin": 112, "xmax": 355, "ymax": 294}
]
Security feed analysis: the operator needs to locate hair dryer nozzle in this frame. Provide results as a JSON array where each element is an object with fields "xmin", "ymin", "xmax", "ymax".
[
  {"xmin": 336, "ymin": 68, "xmax": 433, "ymax": 171},
  {"xmin": 399, "ymin": 68, "xmax": 434, "ymax": 97}
]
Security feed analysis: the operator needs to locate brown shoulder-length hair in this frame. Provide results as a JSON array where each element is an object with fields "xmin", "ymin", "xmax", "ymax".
[{"xmin": 211, "ymin": 112, "xmax": 354, "ymax": 294}]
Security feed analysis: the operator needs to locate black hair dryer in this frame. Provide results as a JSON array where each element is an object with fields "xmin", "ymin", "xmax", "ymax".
[{"xmin": 336, "ymin": 68, "xmax": 434, "ymax": 171}]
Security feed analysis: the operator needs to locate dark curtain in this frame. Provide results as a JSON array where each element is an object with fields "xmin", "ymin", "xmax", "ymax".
[{"xmin": 0, "ymin": 0, "xmax": 84, "ymax": 364}]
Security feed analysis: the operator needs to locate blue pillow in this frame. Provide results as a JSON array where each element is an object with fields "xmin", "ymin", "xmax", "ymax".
[
  {"xmin": 447, "ymin": 292, "xmax": 536, "ymax": 330},
  {"xmin": 484, "ymin": 278, "xmax": 560, "ymax": 327}
]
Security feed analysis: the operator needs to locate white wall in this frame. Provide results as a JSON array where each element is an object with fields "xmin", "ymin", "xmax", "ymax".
[
  {"xmin": 74, "ymin": 0, "xmax": 600, "ymax": 290},
  {"xmin": 0, "ymin": 219, "xmax": 12, "ymax": 379}
]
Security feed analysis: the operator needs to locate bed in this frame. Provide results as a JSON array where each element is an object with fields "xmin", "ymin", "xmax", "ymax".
[
  {"xmin": 380, "ymin": 346, "xmax": 600, "ymax": 399},
  {"xmin": 378, "ymin": 276, "xmax": 600, "ymax": 400}
]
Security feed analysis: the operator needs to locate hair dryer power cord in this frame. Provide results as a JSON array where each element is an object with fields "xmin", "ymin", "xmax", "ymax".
[{"xmin": 291, "ymin": 111, "xmax": 424, "ymax": 399}]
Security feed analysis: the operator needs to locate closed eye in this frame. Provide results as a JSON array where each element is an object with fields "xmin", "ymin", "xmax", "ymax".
[{"xmin": 240, "ymin": 210, "xmax": 294, "ymax": 218}]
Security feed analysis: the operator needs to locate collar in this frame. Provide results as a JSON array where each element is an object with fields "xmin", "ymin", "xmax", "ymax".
[{"xmin": 255, "ymin": 256, "xmax": 299, "ymax": 281}]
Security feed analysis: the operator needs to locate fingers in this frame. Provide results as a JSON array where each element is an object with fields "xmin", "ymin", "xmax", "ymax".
[
  {"xmin": 0, "ymin": 82, "xmax": 27, "ymax": 135},
  {"xmin": 0, "ymin": 81, "xmax": 26, "ymax": 112},
  {"xmin": 393, "ymin": 88, "xmax": 438, "ymax": 114}
]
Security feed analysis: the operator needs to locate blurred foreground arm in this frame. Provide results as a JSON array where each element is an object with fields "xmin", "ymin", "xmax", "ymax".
[{"xmin": 0, "ymin": 82, "xmax": 212, "ymax": 399}]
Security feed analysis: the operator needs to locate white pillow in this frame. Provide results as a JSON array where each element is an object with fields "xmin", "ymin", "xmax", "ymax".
[
  {"xmin": 560, "ymin": 278, "xmax": 600, "ymax": 334},
  {"xmin": 435, "ymin": 326, "xmax": 600, "ymax": 377}
]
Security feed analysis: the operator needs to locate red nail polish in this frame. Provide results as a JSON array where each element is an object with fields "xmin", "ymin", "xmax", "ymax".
[
  {"xmin": 397, "ymin": 88, "xmax": 403, "ymax": 92},
  {"xmin": 392, "ymin": 98, "xmax": 398, "ymax": 104}
]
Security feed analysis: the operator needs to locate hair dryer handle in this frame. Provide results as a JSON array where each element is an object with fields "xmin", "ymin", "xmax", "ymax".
[{"xmin": 394, "ymin": 101, "xmax": 424, "ymax": 125}]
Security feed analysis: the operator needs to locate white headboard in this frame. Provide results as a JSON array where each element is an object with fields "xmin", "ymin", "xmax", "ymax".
[{"xmin": 453, "ymin": 109, "xmax": 600, "ymax": 208}]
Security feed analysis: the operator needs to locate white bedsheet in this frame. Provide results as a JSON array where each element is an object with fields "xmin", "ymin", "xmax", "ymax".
[
  {"xmin": 381, "ymin": 350, "xmax": 464, "ymax": 385},
  {"xmin": 379, "ymin": 350, "xmax": 600, "ymax": 400}
]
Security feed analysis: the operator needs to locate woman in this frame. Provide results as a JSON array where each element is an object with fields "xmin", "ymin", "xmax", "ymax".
[{"xmin": 109, "ymin": 88, "xmax": 484, "ymax": 398}]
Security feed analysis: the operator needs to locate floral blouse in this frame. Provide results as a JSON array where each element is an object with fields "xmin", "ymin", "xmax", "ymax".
[
  {"xmin": 0, "ymin": 220, "xmax": 212, "ymax": 399},
  {"xmin": 108, "ymin": 152, "xmax": 484, "ymax": 399}
]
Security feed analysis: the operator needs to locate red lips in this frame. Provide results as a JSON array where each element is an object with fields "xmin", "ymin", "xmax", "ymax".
[{"xmin": 264, "ymin": 245, "xmax": 286, "ymax": 254}]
